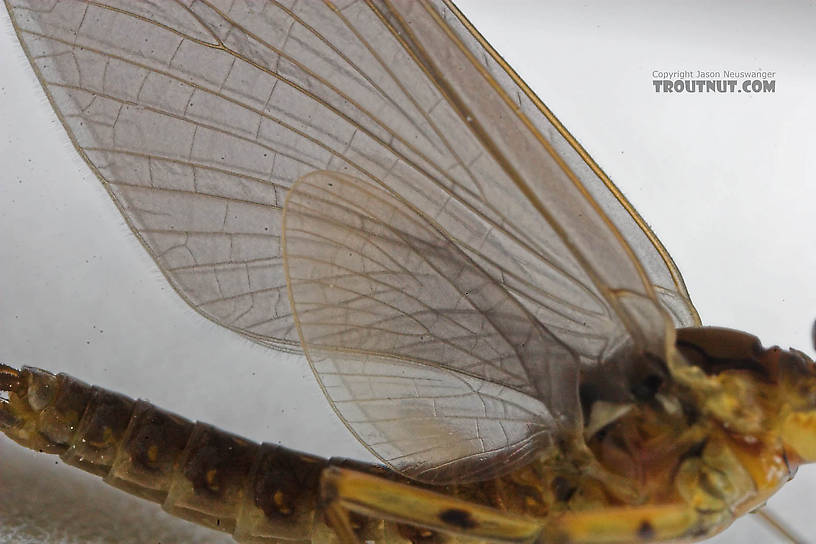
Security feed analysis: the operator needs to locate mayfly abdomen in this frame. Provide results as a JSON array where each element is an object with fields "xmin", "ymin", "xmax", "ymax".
[
  {"xmin": 0, "ymin": 364, "xmax": 333, "ymax": 543},
  {"xmin": 1, "ymin": 363, "xmax": 523, "ymax": 544}
]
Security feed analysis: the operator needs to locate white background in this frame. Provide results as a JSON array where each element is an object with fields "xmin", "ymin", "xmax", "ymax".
[{"xmin": 1, "ymin": 1, "xmax": 815, "ymax": 543}]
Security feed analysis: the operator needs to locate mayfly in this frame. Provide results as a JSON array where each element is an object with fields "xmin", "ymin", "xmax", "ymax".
[{"xmin": 1, "ymin": 1, "xmax": 814, "ymax": 543}]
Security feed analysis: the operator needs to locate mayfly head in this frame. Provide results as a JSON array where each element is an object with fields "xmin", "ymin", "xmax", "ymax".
[{"xmin": 672, "ymin": 327, "xmax": 816, "ymax": 462}]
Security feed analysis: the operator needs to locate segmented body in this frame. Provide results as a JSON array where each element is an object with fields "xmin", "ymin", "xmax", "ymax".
[{"xmin": 3, "ymin": 364, "xmax": 543, "ymax": 543}]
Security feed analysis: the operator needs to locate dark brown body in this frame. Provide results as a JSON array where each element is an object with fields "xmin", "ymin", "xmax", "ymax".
[{"xmin": 1, "ymin": 366, "xmax": 339, "ymax": 542}]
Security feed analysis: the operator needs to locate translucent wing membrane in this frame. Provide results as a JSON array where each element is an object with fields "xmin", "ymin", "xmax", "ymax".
[
  {"xmin": 6, "ymin": 0, "xmax": 699, "ymax": 481},
  {"xmin": 283, "ymin": 171, "xmax": 579, "ymax": 482}
]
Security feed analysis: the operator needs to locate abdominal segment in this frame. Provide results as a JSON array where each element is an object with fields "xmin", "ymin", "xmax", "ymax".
[{"xmin": 0, "ymin": 365, "xmax": 334, "ymax": 542}]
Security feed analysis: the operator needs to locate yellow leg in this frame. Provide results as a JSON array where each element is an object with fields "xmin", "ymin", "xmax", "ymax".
[
  {"xmin": 550, "ymin": 505, "xmax": 701, "ymax": 543},
  {"xmin": 319, "ymin": 466, "xmax": 711, "ymax": 544},
  {"xmin": 320, "ymin": 466, "xmax": 541, "ymax": 544}
]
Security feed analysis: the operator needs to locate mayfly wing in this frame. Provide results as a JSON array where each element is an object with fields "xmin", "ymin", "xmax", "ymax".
[
  {"xmin": 5, "ymin": 0, "xmax": 700, "ymax": 482},
  {"xmin": 277, "ymin": 1, "xmax": 695, "ymax": 482}
]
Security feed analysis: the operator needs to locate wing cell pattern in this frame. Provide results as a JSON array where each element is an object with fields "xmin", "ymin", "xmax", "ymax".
[
  {"xmin": 6, "ymin": 0, "xmax": 699, "ymax": 481},
  {"xmin": 283, "ymin": 171, "xmax": 579, "ymax": 481}
]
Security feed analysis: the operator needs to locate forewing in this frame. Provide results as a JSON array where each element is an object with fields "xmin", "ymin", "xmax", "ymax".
[
  {"xmin": 5, "ymin": 0, "xmax": 696, "ymax": 356},
  {"xmin": 6, "ymin": 0, "xmax": 698, "ymax": 480},
  {"xmin": 283, "ymin": 171, "xmax": 579, "ymax": 482}
]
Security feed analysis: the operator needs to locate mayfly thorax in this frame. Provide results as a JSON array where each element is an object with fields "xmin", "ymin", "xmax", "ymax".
[{"xmin": 1, "ymin": 1, "xmax": 815, "ymax": 543}]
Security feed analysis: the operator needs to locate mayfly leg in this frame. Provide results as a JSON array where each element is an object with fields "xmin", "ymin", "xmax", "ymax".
[
  {"xmin": 319, "ymin": 466, "xmax": 704, "ymax": 544},
  {"xmin": 754, "ymin": 508, "xmax": 804, "ymax": 544},
  {"xmin": 319, "ymin": 466, "xmax": 542, "ymax": 544}
]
